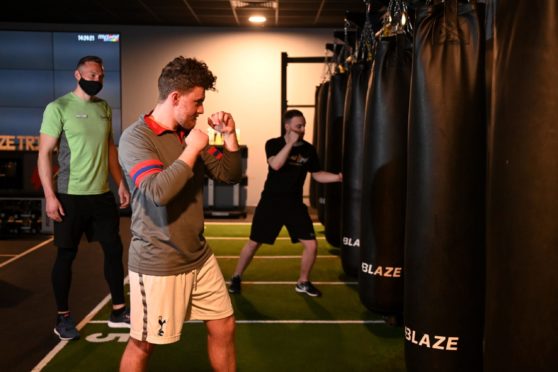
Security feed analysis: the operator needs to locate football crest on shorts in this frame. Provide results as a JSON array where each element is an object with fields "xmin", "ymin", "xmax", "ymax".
[{"xmin": 158, "ymin": 316, "xmax": 167, "ymax": 336}]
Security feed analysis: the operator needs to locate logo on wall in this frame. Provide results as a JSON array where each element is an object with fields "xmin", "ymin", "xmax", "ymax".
[{"xmin": 0, "ymin": 135, "xmax": 39, "ymax": 151}]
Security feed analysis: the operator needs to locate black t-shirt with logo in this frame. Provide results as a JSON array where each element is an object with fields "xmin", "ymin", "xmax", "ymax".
[{"xmin": 261, "ymin": 136, "xmax": 320, "ymax": 200}]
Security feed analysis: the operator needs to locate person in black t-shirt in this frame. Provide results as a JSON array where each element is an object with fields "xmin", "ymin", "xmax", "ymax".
[{"xmin": 228, "ymin": 109, "xmax": 342, "ymax": 297}]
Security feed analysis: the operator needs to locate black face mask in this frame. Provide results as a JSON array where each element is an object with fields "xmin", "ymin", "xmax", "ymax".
[{"xmin": 79, "ymin": 78, "xmax": 103, "ymax": 96}]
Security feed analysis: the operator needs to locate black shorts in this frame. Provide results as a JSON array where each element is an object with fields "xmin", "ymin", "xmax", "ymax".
[
  {"xmin": 54, "ymin": 192, "xmax": 120, "ymax": 248},
  {"xmin": 249, "ymin": 197, "xmax": 315, "ymax": 244}
]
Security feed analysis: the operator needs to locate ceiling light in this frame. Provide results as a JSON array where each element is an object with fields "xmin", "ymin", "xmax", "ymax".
[{"xmin": 248, "ymin": 15, "xmax": 267, "ymax": 24}]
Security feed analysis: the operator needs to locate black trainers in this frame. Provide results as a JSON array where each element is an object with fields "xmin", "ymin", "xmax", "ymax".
[
  {"xmin": 295, "ymin": 281, "xmax": 322, "ymax": 297},
  {"xmin": 54, "ymin": 313, "xmax": 80, "ymax": 341},
  {"xmin": 228, "ymin": 275, "xmax": 241, "ymax": 294},
  {"xmin": 108, "ymin": 307, "xmax": 130, "ymax": 328}
]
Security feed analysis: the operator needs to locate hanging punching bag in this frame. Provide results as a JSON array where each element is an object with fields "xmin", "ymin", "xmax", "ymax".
[
  {"xmin": 404, "ymin": 1, "xmax": 485, "ymax": 371},
  {"xmin": 485, "ymin": 1, "xmax": 558, "ymax": 371},
  {"xmin": 316, "ymin": 81, "xmax": 330, "ymax": 225},
  {"xmin": 310, "ymin": 84, "xmax": 321, "ymax": 210},
  {"xmin": 341, "ymin": 61, "xmax": 371, "ymax": 277},
  {"xmin": 359, "ymin": 33, "xmax": 411, "ymax": 316},
  {"xmin": 324, "ymin": 72, "xmax": 347, "ymax": 247}
]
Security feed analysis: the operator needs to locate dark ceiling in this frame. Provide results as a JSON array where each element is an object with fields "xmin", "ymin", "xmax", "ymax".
[{"xmin": 0, "ymin": 0, "xmax": 385, "ymax": 29}]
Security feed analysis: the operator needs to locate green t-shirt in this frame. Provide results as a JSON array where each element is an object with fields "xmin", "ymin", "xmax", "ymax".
[{"xmin": 40, "ymin": 92, "xmax": 113, "ymax": 195}]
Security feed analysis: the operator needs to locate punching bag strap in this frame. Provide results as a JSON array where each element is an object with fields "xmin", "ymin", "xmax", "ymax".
[
  {"xmin": 356, "ymin": 1, "xmax": 376, "ymax": 63},
  {"xmin": 442, "ymin": 0, "xmax": 460, "ymax": 43}
]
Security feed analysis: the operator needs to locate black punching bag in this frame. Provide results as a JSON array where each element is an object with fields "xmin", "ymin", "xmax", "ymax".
[
  {"xmin": 341, "ymin": 62, "xmax": 371, "ymax": 277},
  {"xmin": 404, "ymin": 1, "xmax": 485, "ymax": 371},
  {"xmin": 324, "ymin": 72, "xmax": 347, "ymax": 247},
  {"xmin": 359, "ymin": 33, "xmax": 411, "ymax": 315},
  {"xmin": 316, "ymin": 81, "xmax": 330, "ymax": 225},
  {"xmin": 485, "ymin": 1, "xmax": 558, "ymax": 371},
  {"xmin": 310, "ymin": 84, "xmax": 321, "ymax": 209}
]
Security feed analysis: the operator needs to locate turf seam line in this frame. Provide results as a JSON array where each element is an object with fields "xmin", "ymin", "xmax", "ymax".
[
  {"xmin": 88, "ymin": 319, "xmax": 386, "ymax": 325},
  {"xmin": 225, "ymin": 281, "xmax": 358, "ymax": 285},
  {"xmin": 204, "ymin": 222, "xmax": 323, "ymax": 226},
  {"xmin": 207, "ymin": 236, "xmax": 326, "ymax": 240},
  {"xmin": 235, "ymin": 320, "xmax": 386, "ymax": 324},
  {"xmin": 204, "ymin": 222, "xmax": 253, "ymax": 225},
  {"xmin": 0, "ymin": 237, "xmax": 53, "ymax": 269},
  {"xmin": 216, "ymin": 255, "xmax": 337, "ymax": 259}
]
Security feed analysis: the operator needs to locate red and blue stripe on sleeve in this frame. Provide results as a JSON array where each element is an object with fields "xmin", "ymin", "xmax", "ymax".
[
  {"xmin": 207, "ymin": 146, "xmax": 223, "ymax": 159},
  {"xmin": 129, "ymin": 159, "xmax": 164, "ymax": 187}
]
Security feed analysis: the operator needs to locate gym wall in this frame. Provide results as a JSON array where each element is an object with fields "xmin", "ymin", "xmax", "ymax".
[{"xmin": 0, "ymin": 22, "xmax": 332, "ymax": 207}]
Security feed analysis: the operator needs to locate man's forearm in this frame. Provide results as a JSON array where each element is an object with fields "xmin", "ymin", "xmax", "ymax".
[
  {"xmin": 223, "ymin": 131, "xmax": 239, "ymax": 152},
  {"xmin": 312, "ymin": 171, "xmax": 342, "ymax": 183},
  {"xmin": 108, "ymin": 141, "xmax": 125, "ymax": 186},
  {"xmin": 37, "ymin": 152, "xmax": 56, "ymax": 198},
  {"xmin": 268, "ymin": 143, "xmax": 293, "ymax": 170}
]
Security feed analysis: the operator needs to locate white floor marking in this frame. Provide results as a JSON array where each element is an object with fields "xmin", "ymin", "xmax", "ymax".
[
  {"xmin": 0, "ymin": 237, "xmax": 54, "ymax": 269},
  {"xmin": 31, "ymin": 222, "xmax": 348, "ymax": 368},
  {"xmin": 31, "ymin": 276, "xmax": 130, "ymax": 371}
]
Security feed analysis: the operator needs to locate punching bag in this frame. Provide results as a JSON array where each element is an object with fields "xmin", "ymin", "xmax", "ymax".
[
  {"xmin": 310, "ymin": 84, "xmax": 321, "ymax": 209},
  {"xmin": 324, "ymin": 72, "xmax": 347, "ymax": 247},
  {"xmin": 359, "ymin": 33, "xmax": 411, "ymax": 315},
  {"xmin": 316, "ymin": 81, "xmax": 330, "ymax": 225},
  {"xmin": 485, "ymin": 1, "xmax": 558, "ymax": 371},
  {"xmin": 341, "ymin": 61, "xmax": 371, "ymax": 277},
  {"xmin": 404, "ymin": 1, "xmax": 485, "ymax": 371}
]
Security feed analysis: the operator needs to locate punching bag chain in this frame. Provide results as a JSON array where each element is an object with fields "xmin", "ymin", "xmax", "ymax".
[
  {"xmin": 356, "ymin": 1, "xmax": 376, "ymax": 62},
  {"xmin": 380, "ymin": 0, "xmax": 412, "ymax": 38}
]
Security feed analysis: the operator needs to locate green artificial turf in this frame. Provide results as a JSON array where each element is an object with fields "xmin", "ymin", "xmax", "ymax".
[
  {"xmin": 41, "ymin": 222, "xmax": 406, "ymax": 372},
  {"xmin": 44, "ymin": 323, "xmax": 405, "ymax": 372}
]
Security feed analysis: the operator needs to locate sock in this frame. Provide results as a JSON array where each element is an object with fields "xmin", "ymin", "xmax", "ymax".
[
  {"xmin": 112, "ymin": 307, "xmax": 126, "ymax": 316},
  {"xmin": 56, "ymin": 311, "xmax": 71, "ymax": 323}
]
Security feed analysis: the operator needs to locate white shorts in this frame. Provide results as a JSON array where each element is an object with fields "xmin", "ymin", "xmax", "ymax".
[{"xmin": 128, "ymin": 255, "xmax": 233, "ymax": 344}]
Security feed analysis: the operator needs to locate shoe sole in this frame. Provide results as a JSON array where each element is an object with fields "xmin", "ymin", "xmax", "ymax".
[
  {"xmin": 54, "ymin": 328, "xmax": 80, "ymax": 341},
  {"xmin": 108, "ymin": 321, "xmax": 131, "ymax": 329},
  {"xmin": 295, "ymin": 287, "xmax": 321, "ymax": 297}
]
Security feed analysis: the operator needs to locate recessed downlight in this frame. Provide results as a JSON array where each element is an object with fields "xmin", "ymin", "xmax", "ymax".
[{"xmin": 248, "ymin": 15, "xmax": 267, "ymax": 24}]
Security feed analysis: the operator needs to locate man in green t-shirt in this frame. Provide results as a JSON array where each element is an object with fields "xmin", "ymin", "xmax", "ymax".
[{"xmin": 38, "ymin": 56, "xmax": 130, "ymax": 341}]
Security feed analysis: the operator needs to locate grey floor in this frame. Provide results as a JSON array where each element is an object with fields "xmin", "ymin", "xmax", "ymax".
[{"xmin": 0, "ymin": 219, "xmax": 134, "ymax": 372}]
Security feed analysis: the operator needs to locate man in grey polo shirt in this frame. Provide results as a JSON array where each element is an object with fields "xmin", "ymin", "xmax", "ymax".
[{"xmin": 118, "ymin": 56, "xmax": 241, "ymax": 371}]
